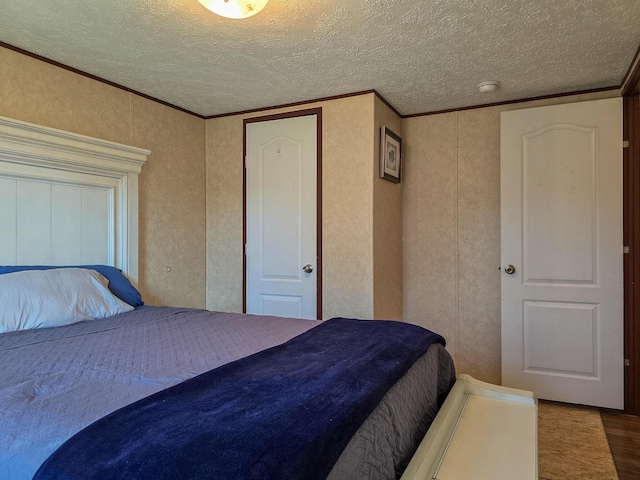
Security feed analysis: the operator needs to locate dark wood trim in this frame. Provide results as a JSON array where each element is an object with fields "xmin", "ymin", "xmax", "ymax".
[
  {"xmin": 621, "ymin": 42, "xmax": 640, "ymax": 97},
  {"xmin": 242, "ymin": 119, "xmax": 248, "ymax": 313},
  {"xmin": 623, "ymin": 94, "xmax": 640, "ymax": 415},
  {"xmin": 373, "ymin": 91, "xmax": 403, "ymax": 118},
  {"xmin": 242, "ymin": 108, "xmax": 324, "ymax": 320},
  {"xmin": 208, "ymin": 91, "xmax": 382, "ymax": 120},
  {"xmin": 315, "ymin": 108, "xmax": 324, "ymax": 319},
  {"xmin": 4, "ymin": 36, "xmax": 629, "ymax": 121},
  {"xmin": 243, "ymin": 107, "xmax": 322, "ymax": 124},
  {"xmin": 209, "ymin": 86, "xmax": 622, "ymax": 121},
  {"xmin": 403, "ymin": 86, "xmax": 621, "ymax": 119},
  {"xmin": 623, "ymin": 95, "xmax": 631, "ymax": 413},
  {"xmin": 0, "ymin": 41, "xmax": 207, "ymax": 119},
  {"xmin": 633, "ymin": 95, "xmax": 640, "ymax": 415}
]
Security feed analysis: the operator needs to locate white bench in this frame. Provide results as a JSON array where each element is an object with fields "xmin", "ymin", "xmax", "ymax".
[{"xmin": 402, "ymin": 374, "xmax": 538, "ymax": 480}]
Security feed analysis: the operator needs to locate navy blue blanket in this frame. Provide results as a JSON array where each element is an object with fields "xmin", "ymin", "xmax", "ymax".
[{"xmin": 34, "ymin": 318, "xmax": 446, "ymax": 480}]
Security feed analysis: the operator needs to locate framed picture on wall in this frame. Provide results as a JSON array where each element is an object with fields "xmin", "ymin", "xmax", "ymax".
[{"xmin": 380, "ymin": 126, "xmax": 402, "ymax": 183}]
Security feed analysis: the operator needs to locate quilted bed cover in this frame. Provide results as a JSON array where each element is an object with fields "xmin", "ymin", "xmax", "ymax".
[{"xmin": 0, "ymin": 307, "xmax": 455, "ymax": 479}]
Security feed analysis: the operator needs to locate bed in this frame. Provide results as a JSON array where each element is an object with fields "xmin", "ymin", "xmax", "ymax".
[
  {"xmin": 0, "ymin": 116, "xmax": 456, "ymax": 479},
  {"xmin": 0, "ymin": 267, "xmax": 455, "ymax": 480}
]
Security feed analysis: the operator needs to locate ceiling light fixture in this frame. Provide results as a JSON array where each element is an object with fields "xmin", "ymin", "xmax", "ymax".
[
  {"xmin": 197, "ymin": 0, "xmax": 269, "ymax": 19},
  {"xmin": 477, "ymin": 80, "xmax": 500, "ymax": 93}
]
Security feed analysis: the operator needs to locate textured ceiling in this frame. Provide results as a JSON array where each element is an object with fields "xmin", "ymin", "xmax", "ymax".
[{"xmin": 1, "ymin": 0, "xmax": 639, "ymax": 117}]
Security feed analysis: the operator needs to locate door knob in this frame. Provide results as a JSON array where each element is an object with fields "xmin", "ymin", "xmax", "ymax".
[
  {"xmin": 303, "ymin": 264, "xmax": 313, "ymax": 274},
  {"xmin": 504, "ymin": 264, "xmax": 516, "ymax": 275}
]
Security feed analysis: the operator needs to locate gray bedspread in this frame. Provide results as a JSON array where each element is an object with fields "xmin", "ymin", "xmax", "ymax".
[{"xmin": 0, "ymin": 306, "xmax": 454, "ymax": 480}]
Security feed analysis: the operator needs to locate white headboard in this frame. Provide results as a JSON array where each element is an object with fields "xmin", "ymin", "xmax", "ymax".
[{"xmin": 0, "ymin": 116, "xmax": 150, "ymax": 284}]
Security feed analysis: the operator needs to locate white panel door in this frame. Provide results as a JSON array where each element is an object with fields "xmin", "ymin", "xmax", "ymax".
[
  {"xmin": 501, "ymin": 98, "xmax": 623, "ymax": 409},
  {"xmin": 246, "ymin": 115, "xmax": 317, "ymax": 319}
]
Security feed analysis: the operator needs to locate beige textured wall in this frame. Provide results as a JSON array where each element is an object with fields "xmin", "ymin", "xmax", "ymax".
[
  {"xmin": 3, "ymin": 45, "xmax": 618, "ymax": 366},
  {"xmin": 373, "ymin": 97, "xmax": 403, "ymax": 320},
  {"xmin": 206, "ymin": 94, "xmax": 375, "ymax": 319},
  {"xmin": 403, "ymin": 90, "xmax": 619, "ymax": 384},
  {"xmin": 0, "ymin": 46, "xmax": 206, "ymax": 308},
  {"xmin": 131, "ymin": 97, "xmax": 206, "ymax": 307}
]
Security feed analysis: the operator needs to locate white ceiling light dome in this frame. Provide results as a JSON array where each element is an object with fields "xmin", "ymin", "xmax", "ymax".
[{"xmin": 197, "ymin": 0, "xmax": 269, "ymax": 19}]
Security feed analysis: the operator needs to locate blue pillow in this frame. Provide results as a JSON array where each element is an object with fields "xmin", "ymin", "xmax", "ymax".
[{"xmin": 0, "ymin": 265, "xmax": 144, "ymax": 307}]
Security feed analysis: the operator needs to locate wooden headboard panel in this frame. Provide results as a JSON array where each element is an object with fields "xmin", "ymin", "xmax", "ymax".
[{"xmin": 0, "ymin": 116, "xmax": 149, "ymax": 284}]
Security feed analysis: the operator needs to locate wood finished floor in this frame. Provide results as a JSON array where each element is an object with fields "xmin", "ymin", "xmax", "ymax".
[{"xmin": 601, "ymin": 410, "xmax": 640, "ymax": 479}]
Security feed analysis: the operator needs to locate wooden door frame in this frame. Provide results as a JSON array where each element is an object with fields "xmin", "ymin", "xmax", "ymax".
[
  {"xmin": 623, "ymin": 94, "xmax": 640, "ymax": 415},
  {"xmin": 622, "ymin": 40, "xmax": 640, "ymax": 415},
  {"xmin": 242, "ymin": 108, "xmax": 323, "ymax": 320}
]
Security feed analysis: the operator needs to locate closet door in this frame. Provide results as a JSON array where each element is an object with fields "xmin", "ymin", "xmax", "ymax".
[
  {"xmin": 245, "ymin": 113, "xmax": 318, "ymax": 319},
  {"xmin": 501, "ymin": 98, "xmax": 623, "ymax": 408}
]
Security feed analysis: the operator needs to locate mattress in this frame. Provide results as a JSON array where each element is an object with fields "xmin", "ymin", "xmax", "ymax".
[{"xmin": 0, "ymin": 306, "xmax": 455, "ymax": 479}]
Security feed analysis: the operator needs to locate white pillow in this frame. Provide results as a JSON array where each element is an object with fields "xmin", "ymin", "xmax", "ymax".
[{"xmin": 0, "ymin": 268, "xmax": 134, "ymax": 333}]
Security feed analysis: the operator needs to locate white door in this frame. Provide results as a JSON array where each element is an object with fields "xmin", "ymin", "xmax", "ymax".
[
  {"xmin": 501, "ymin": 98, "xmax": 623, "ymax": 409},
  {"xmin": 245, "ymin": 114, "xmax": 318, "ymax": 319}
]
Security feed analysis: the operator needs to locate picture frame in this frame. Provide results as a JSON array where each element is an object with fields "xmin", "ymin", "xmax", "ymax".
[{"xmin": 379, "ymin": 126, "xmax": 402, "ymax": 183}]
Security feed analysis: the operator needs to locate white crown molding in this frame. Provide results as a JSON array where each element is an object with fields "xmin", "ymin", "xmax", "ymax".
[{"xmin": 0, "ymin": 116, "xmax": 150, "ymax": 176}]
